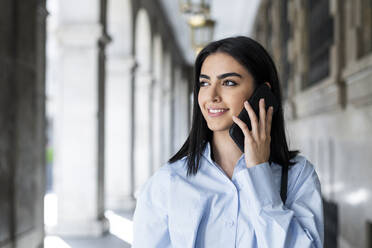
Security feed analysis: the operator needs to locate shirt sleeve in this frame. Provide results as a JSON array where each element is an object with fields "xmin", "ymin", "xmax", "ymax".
[
  {"xmin": 132, "ymin": 168, "xmax": 172, "ymax": 248},
  {"xmin": 234, "ymin": 158, "xmax": 324, "ymax": 248}
]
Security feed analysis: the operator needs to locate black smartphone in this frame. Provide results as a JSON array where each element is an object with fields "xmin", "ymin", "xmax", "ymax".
[{"xmin": 229, "ymin": 83, "xmax": 279, "ymax": 152}]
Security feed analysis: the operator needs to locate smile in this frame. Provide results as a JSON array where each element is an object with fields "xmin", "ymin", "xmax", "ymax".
[{"xmin": 207, "ymin": 108, "xmax": 229, "ymax": 117}]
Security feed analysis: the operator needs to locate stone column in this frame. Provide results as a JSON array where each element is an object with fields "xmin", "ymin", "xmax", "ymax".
[
  {"xmin": 285, "ymin": 0, "xmax": 309, "ymax": 120},
  {"xmin": 51, "ymin": 0, "xmax": 108, "ymax": 236},
  {"xmin": 344, "ymin": 0, "xmax": 360, "ymax": 65},
  {"xmin": 105, "ymin": 56, "xmax": 136, "ymax": 210},
  {"xmin": 152, "ymin": 76, "xmax": 163, "ymax": 171},
  {"xmin": 270, "ymin": 0, "xmax": 282, "ymax": 67},
  {"xmin": 134, "ymin": 69, "xmax": 153, "ymax": 195},
  {"xmin": 104, "ymin": 0, "xmax": 135, "ymax": 211},
  {"xmin": 291, "ymin": 0, "xmax": 308, "ymax": 95},
  {"xmin": 329, "ymin": 0, "xmax": 346, "ymax": 109},
  {"xmin": 173, "ymin": 66, "xmax": 189, "ymax": 153},
  {"xmin": 187, "ymin": 69, "xmax": 193, "ymax": 130},
  {"xmin": 161, "ymin": 52, "xmax": 173, "ymax": 163},
  {"xmin": 151, "ymin": 36, "xmax": 163, "ymax": 171}
]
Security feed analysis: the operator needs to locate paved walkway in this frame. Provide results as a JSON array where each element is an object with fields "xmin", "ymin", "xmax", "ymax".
[
  {"xmin": 62, "ymin": 234, "xmax": 131, "ymax": 248},
  {"xmin": 45, "ymin": 209, "xmax": 135, "ymax": 248}
]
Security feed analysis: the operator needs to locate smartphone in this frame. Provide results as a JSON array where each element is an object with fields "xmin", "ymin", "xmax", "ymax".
[{"xmin": 229, "ymin": 83, "xmax": 279, "ymax": 152}]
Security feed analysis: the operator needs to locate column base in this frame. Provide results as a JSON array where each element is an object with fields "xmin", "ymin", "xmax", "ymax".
[
  {"xmin": 106, "ymin": 194, "xmax": 137, "ymax": 212},
  {"xmin": 46, "ymin": 217, "xmax": 110, "ymax": 237}
]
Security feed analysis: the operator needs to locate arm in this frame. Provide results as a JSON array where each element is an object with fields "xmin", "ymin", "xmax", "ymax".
[
  {"xmin": 235, "ymin": 159, "xmax": 324, "ymax": 248},
  {"xmin": 132, "ymin": 168, "xmax": 172, "ymax": 248}
]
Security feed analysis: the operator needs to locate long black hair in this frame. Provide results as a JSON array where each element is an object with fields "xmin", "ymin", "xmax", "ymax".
[{"xmin": 169, "ymin": 36, "xmax": 299, "ymax": 176}]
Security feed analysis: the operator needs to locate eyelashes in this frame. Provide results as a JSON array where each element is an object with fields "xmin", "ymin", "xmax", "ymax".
[
  {"xmin": 199, "ymin": 81, "xmax": 208, "ymax": 87},
  {"xmin": 199, "ymin": 80, "xmax": 237, "ymax": 87},
  {"xmin": 223, "ymin": 80, "xmax": 237, "ymax": 86}
]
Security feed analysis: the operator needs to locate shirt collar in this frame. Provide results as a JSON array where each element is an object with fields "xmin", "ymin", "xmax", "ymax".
[
  {"xmin": 202, "ymin": 141, "xmax": 214, "ymax": 165},
  {"xmin": 202, "ymin": 141, "xmax": 246, "ymax": 170}
]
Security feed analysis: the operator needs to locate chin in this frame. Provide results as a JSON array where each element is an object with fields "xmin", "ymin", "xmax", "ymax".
[{"xmin": 206, "ymin": 121, "xmax": 233, "ymax": 132}]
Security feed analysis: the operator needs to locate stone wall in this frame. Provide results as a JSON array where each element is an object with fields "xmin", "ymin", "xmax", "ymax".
[
  {"xmin": 0, "ymin": 0, "xmax": 46, "ymax": 247},
  {"xmin": 253, "ymin": 0, "xmax": 372, "ymax": 247}
]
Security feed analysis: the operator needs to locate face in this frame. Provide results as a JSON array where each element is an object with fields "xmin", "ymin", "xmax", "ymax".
[{"xmin": 198, "ymin": 52, "xmax": 255, "ymax": 132}]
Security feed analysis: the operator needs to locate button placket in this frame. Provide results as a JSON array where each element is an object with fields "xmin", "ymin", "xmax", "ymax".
[{"xmin": 232, "ymin": 176, "xmax": 245, "ymax": 192}]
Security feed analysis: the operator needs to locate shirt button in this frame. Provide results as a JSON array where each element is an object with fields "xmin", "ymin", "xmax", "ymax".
[{"xmin": 225, "ymin": 220, "xmax": 235, "ymax": 227}]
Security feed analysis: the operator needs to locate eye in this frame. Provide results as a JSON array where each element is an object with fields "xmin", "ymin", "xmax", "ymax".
[
  {"xmin": 199, "ymin": 81, "xmax": 209, "ymax": 87},
  {"xmin": 223, "ymin": 80, "xmax": 237, "ymax": 86}
]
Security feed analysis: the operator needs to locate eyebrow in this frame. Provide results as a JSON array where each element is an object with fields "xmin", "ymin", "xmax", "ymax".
[{"xmin": 199, "ymin": 72, "xmax": 242, "ymax": 80}]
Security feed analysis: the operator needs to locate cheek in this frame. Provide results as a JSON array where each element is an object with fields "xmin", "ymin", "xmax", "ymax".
[
  {"xmin": 227, "ymin": 94, "xmax": 246, "ymax": 114},
  {"xmin": 197, "ymin": 92, "xmax": 205, "ymax": 111},
  {"xmin": 197, "ymin": 93, "xmax": 202, "ymax": 107}
]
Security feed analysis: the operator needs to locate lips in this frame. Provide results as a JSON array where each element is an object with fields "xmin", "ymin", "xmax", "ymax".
[{"xmin": 207, "ymin": 108, "xmax": 229, "ymax": 117}]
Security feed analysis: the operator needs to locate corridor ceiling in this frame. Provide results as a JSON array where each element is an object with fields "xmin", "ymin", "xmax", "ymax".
[{"xmin": 159, "ymin": 0, "xmax": 260, "ymax": 65}]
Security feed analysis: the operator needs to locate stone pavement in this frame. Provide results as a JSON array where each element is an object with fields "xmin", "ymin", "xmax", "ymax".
[
  {"xmin": 62, "ymin": 234, "xmax": 131, "ymax": 248},
  {"xmin": 45, "ymin": 209, "xmax": 135, "ymax": 248}
]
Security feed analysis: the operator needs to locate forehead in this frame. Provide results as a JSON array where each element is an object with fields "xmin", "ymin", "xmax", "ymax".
[{"xmin": 200, "ymin": 52, "xmax": 249, "ymax": 76}]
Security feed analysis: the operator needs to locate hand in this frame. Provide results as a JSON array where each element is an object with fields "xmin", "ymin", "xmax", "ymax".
[{"xmin": 232, "ymin": 98, "xmax": 274, "ymax": 168}]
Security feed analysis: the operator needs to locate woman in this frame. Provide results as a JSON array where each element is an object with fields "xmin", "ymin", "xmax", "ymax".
[{"xmin": 133, "ymin": 36, "xmax": 324, "ymax": 247}]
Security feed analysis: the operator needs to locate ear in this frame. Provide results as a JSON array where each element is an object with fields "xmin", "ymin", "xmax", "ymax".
[{"xmin": 265, "ymin": 82, "xmax": 272, "ymax": 89}]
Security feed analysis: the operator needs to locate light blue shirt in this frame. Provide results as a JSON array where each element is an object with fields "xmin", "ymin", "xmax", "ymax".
[{"xmin": 133, "ymin": 142, "xmax": 324, "ymax": 247}]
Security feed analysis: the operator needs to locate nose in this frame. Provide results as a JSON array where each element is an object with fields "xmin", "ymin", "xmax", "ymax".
[
  {"xmin": 209, "ymin": 84, "xmax": 222, "ymax": 102},
  {"xmin": 212, "ymin": 95, "xmax": 221, "ymax": 102}
]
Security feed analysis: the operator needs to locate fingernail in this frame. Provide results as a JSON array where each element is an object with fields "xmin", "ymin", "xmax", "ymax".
[
  {"xmin": 244, "ymin": 101, "xmax": 248, "ymax": 106},
  {"xmin": 270, "ymin": 106, "xmax": 273, "ymax": 111}
]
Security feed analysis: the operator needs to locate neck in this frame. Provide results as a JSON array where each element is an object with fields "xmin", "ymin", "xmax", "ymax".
[{"xmin": 211, "ymin": 130, "xmax": 243, "ymax": 177}]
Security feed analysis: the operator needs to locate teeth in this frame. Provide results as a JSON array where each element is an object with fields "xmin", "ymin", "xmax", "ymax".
[{"xmin": 209, "ymin": 109, "xmax": 226, "ymax": 113}]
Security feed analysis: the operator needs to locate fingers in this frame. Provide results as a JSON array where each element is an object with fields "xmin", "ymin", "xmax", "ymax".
[
  {"xmin": 244, "ymin": 100, "xmax": 259, "ymax": 138},
  {"xmin": 259, "ymin": 98, "xmax": 266, "ymax": 138},
  {"xmin": 232, "ymin": 115, "xmax": 254, "ymax": 144},
  {"xmin": 266, "ymin": 106, "xmax": 274, "ymax": 137},
  {"xmin": 234, "ymin": 99, "xmax": 273, "ymax": 144}
]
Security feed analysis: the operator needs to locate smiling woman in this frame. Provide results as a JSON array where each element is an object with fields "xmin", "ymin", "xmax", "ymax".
[{"xmin": 132, "ymin": 36, "xmax": 324, "ymax": 248}]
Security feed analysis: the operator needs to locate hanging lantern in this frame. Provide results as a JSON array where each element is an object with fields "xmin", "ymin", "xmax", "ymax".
[
  {"xmin": 179, "ymin": 0, "xmax": 215, "ymax": 54},
  {"xmin": 190, "ymin": 18, "xmax": 215, "ymax": 54},
  {"xmin": 179, "ymin": 0, "xmax": 211, "ymax": 16}
]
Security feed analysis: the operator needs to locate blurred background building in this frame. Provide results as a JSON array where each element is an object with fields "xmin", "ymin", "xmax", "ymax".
[{"xmin": 0, "ymin": 0, "xmax": 371, "ymax": 247}]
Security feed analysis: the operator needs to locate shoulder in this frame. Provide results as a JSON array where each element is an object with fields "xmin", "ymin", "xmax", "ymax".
[
  {"xmin": 270, "ymin": 154, "xmax": 316, "ymax": 179},
  {"xmin": 288, "ymin": 154, "xmax": 318, "ymax": 182},
  {"xmin": 136, "ymin": 158, "xmax": 188, "ymax": 204},
  {"xmin": 286, "ymin": 154, "xmax": 322, "ymax": 202}
]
